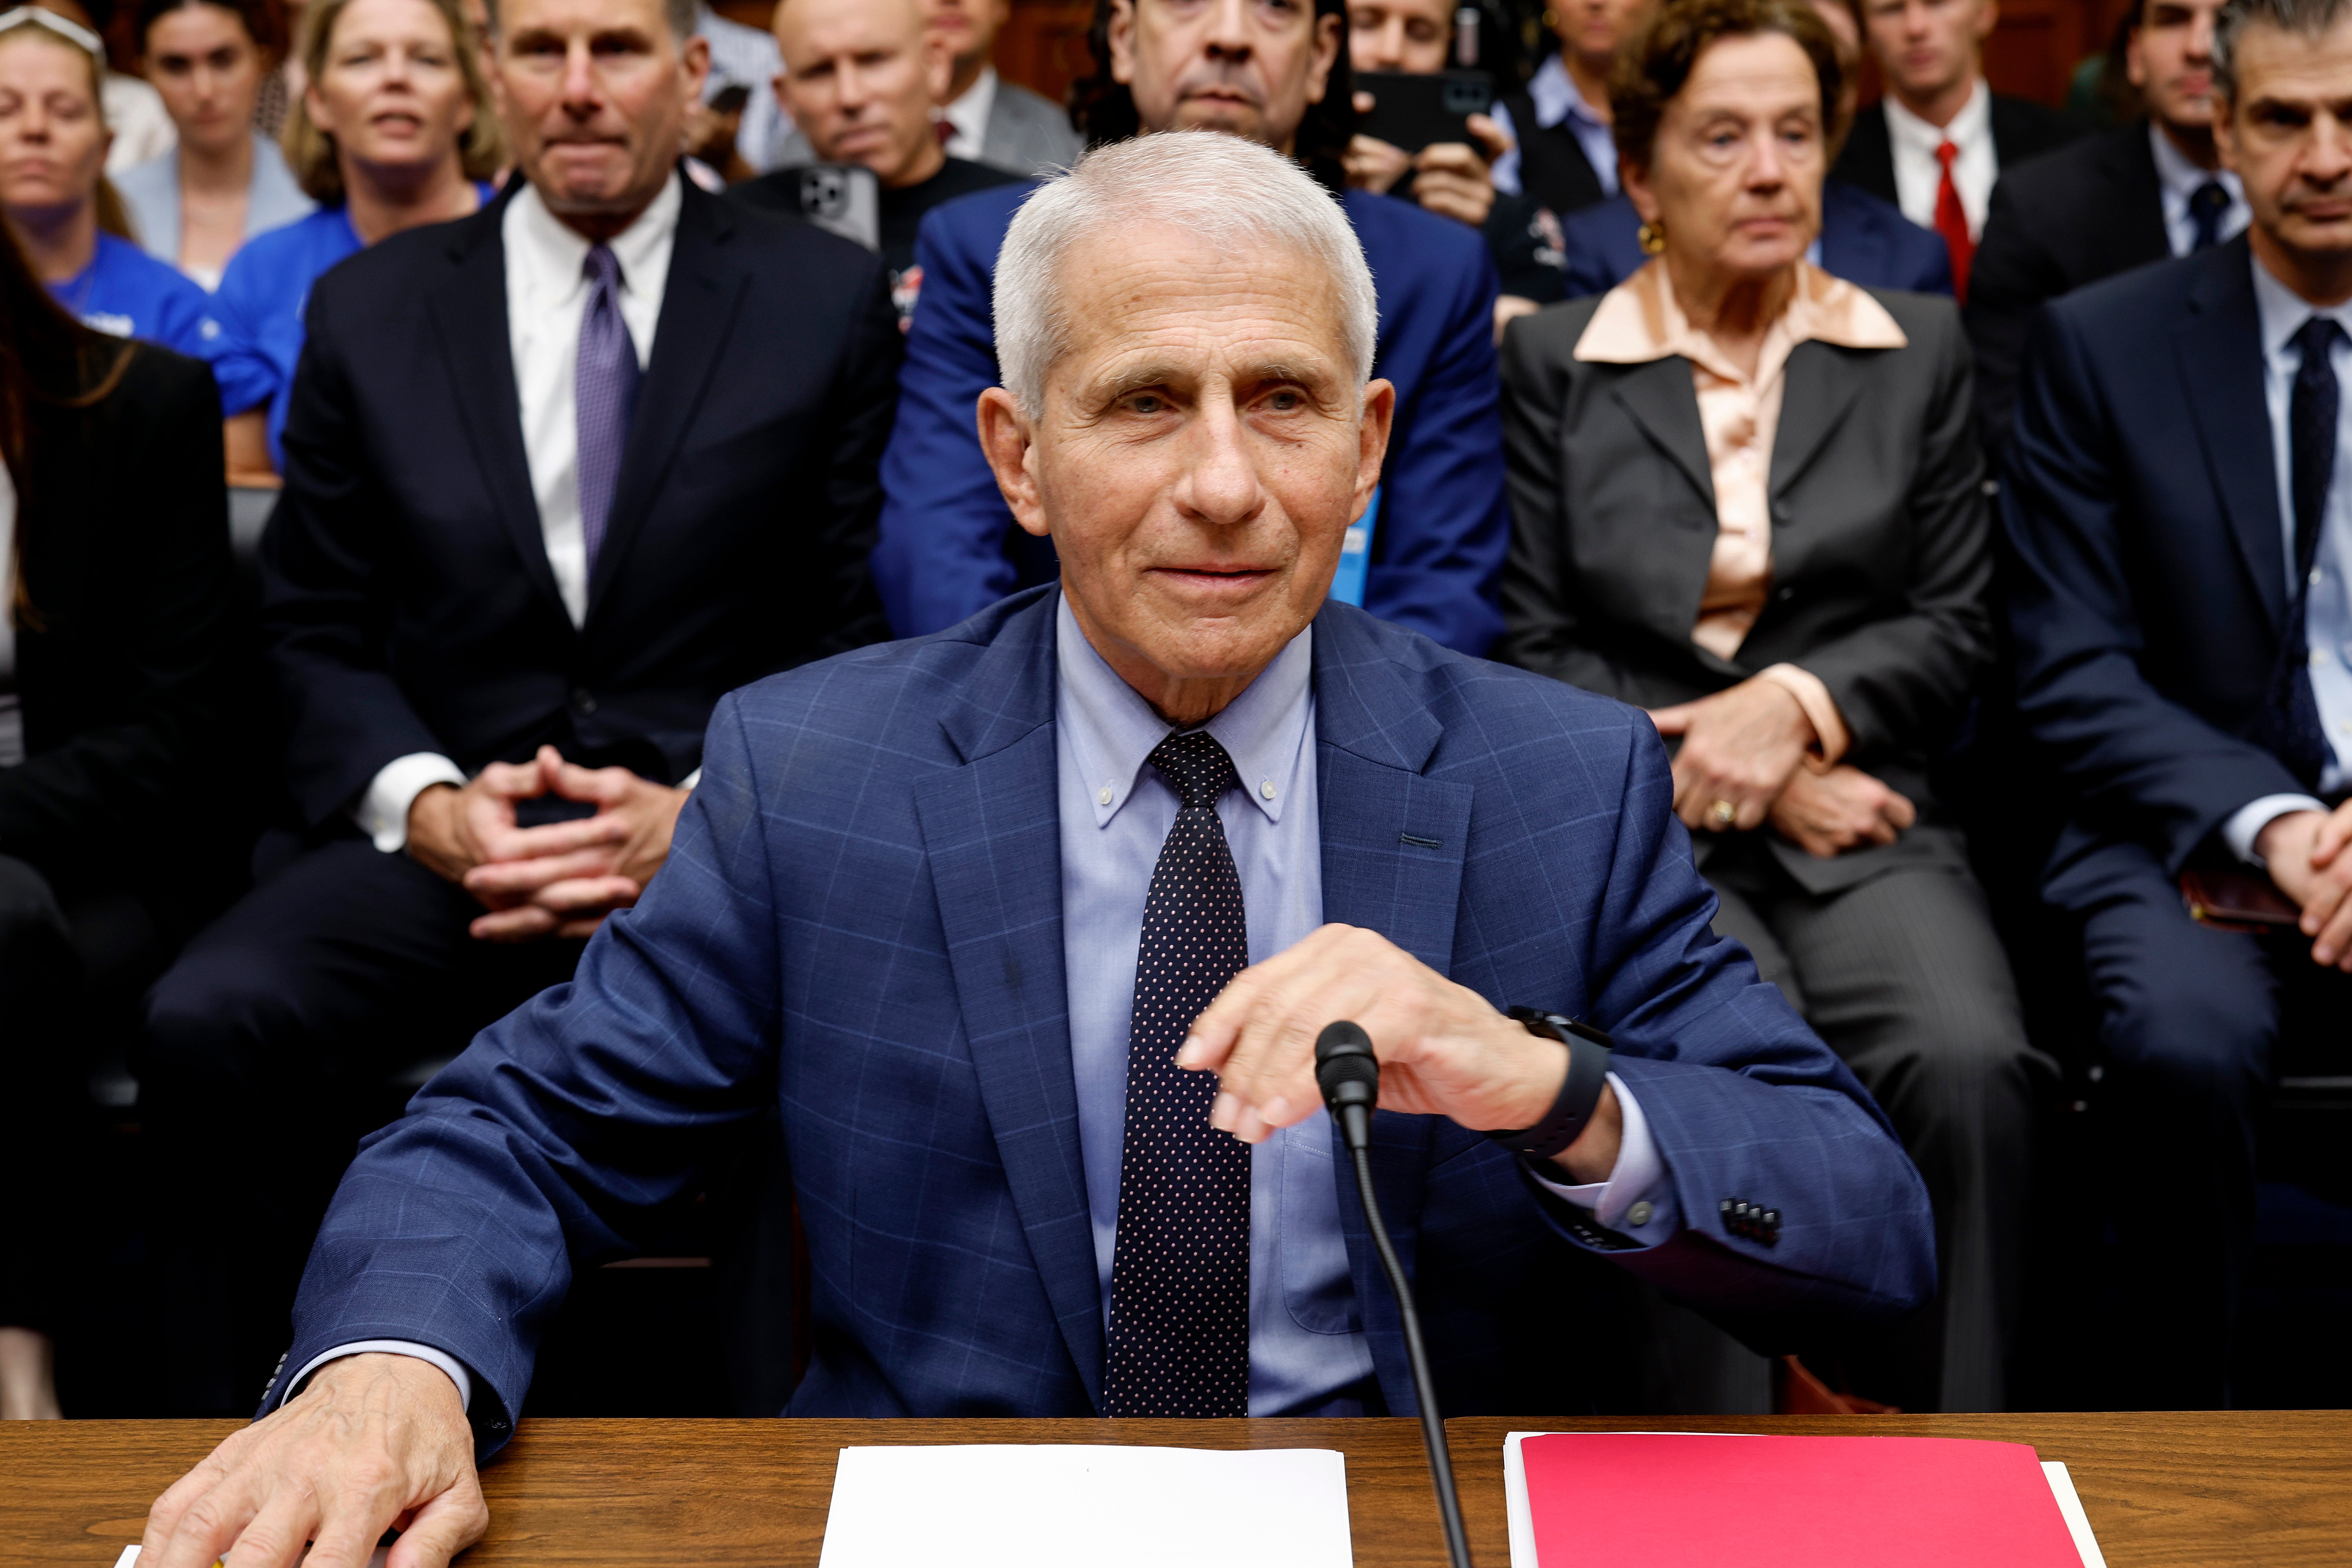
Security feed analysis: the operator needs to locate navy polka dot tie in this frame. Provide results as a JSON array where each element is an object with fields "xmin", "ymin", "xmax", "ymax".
[{"xmin": 1104, "ymin": 729, "xmax": 1251, "ymax": 1418}]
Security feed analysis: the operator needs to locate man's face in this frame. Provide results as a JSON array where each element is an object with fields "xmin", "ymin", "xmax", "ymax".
[
  {"xmin": 773, "ymin": 0, "xmax": 948, "ymax": 187},
  {"xmin": 494, "ymin": 0, "xmax": 708, "ymax": 223},
  {"xmin": 1348, "ymin": 0, "xmax": 1450, "ymax": 75},
  {"xmin": 1107, "ymin": 0, "xmax": 1341, "ymax": 155},
  {"xmin": 1552, "ymin": 0, "xmax": 1655, "ymax": 73},
  {"xmin": 977, "ymin": 223, "xmax": 1392, "ymax": 716},
  {"xmin": 2130, "ymin": 0, "xmax": 2225, "ymax": 135},
  {"xmin": 922, "ymin": 0, "xmax": 1009, "ymax": 71},
  {"xmin": 1861, "ymin": 0, "xmax": 1993, "ymax": 107},
  {"xmin": 2217, "ymin": 15, "xmax": 2352, "ymax": 265}
]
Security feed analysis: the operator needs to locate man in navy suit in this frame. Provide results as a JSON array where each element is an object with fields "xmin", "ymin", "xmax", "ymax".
[
  {"xmin": 2003, "ymin": 0, "xmax": 2352, "ymax": 1407},
  {"xmin": 138, "ymin": 133, "xmax": 1931, "ymax": 1568},
  {"xmin": 872, "ymin": 0, "xmax": 1511, "ymax": 658}
]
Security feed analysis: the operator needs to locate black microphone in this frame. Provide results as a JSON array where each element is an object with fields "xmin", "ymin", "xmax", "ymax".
[{"xmin": 1314, "ymin": 1021, "xmax": 1473, "ymax": 1568}]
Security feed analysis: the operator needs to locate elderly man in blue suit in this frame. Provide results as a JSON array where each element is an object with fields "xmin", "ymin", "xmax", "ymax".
[
  {"xmin": 874, "ymin": 0, "xmax": 1511, "ymax": 657},
  {"xmin": 138, "ymin": 133, "xmax": 1932, "ymax": 1568}
]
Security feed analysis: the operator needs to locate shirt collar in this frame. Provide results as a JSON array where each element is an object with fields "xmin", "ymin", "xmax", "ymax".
[
  {"xmin": 1528, "ymin": 51, "xmax": 1605, "ymax": 131},
  {"xmin": 2251, "ymin": 247, "xmax": 2352, "ymax": 363},
  {"xmin": 944, "ymin": 64, "xmax": 996, "ymax": 146},
  {"xmin": 1054, "ymin": 591, "xmax": 1313, "ymax": 830},
  {"xmin": 1882, "ymin": 76, "xmax": 1987, "ymax": 153},
  {"xmin": 2147, "ymin": 119, "xmax": 2241, "ymax": 204},
  {"xmin": 508, "ymin": 167, "xmax": 682, "ymax": 302},
  {"xmin": 1572, "ymin": 257, "xmax": 1908, "ymax": 375}
]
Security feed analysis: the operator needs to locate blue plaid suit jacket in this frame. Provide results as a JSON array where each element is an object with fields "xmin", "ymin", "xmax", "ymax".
[{"xmin": 278, "ymin": 588, "xmax": 1934, "ymax": 1446}]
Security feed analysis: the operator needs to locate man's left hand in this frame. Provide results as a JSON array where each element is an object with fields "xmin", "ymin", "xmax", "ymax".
[
  {"xmin": 461, "ymin": 746, "xmax": 689, "ymax": 942},
  {"xmin": 1177, "ymin": 924, "xmax": 1622, "ymax": 1183}
]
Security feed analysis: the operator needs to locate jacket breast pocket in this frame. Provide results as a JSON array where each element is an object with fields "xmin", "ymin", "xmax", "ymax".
[{"xmin": 1278, "ymin": 1117, "xmax": 1361, "ymax": 1336}]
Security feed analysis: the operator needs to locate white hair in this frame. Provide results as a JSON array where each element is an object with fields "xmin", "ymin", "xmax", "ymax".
[{"xmin": 991, "ymin": 132, "xmax": 1380, "ymax": 420}]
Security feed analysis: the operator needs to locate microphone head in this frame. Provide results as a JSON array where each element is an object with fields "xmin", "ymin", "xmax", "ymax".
[{"xmin": 1315, "ymin": 1020, "xmax": 1379, "ymax": 1110}]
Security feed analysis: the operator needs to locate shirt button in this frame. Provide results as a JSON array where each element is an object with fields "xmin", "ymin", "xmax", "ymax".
[
  {"xmin": 1626, "ymin": 1200, "xmax": 1655, "ymax": 1227},
  {"xmin": 570, "ymin": 686, "xmax": 597, "ymax": 714},
  {"xmin": 1098, "ymin": 786, "xmax": 1113, "ymax": 806},
  {"xmin": 1260, "ymin": 780, "xmax": 1276, "ymax": 800}
]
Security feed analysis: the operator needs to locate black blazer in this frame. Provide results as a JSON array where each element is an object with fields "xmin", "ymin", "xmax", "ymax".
[
  {"xmin": 1966, "ymin": 123, "xmax": 2172, "ymax": 448},
  {"xmin": 1500, "ymin": 89, "xmax": 1610, "ymax": 216},
  {"xmin": 1831, "ymin": 94, "xmax": 2081, "ymax": 212},
  {"xmin": 0, "ymin": 345, "xmax": 238, "ymax": 886},
  {"xmin": 2002, "ymin": 236, "xmax": 2307, "ymax": 882},
  {"xmin": 1497, "ymin": 288, "xmax": 1993, "ymax": 890},
  {"xmin": 261, "ymin": 175, "xmax": 901, "ymax": 828}
]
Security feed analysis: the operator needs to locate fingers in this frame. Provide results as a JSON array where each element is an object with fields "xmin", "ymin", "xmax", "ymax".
[
  {"xmin": 470, "ymin": 905, "xmax": 558, "ymax": 942},
  {"xmin": 144, "ymin": 1443, "xmax": 258, "ymax": 1568},
  {"xmin": 2313, "ymin": 799, "xmax": 2352, "ymax": 867},
  {"xmin": 384, "ymin": 1478, "xmax": 490, "ymax": 1568},
  {"xmin": 546, "ymin": 759, "xmax": 640, "ymax": 806},
  {"xmin": 463, "ymin": 847, "xmax": 626, "ymax": 903},
  {"xmin": 1466, "ymin": 111, "xmax": 1512, "ymax": 158},
  {"xmin": 1646, "ymin": 703, "xmax": 1693, "ymax": 736},
  {"xmin": 474, "ymin": 756, "xmax": 550, "ymax": 799},
  {"xmin": 2305, "ymin": 870, "xmax": 2352, "ymax": 965},
  {"xmin": 1352, "ymin": 89, "xmax": 1374, "ymax": 114},
  {"xmin": 219, "ymin": 1490, "xmax": 325, "ymax": 1568}
]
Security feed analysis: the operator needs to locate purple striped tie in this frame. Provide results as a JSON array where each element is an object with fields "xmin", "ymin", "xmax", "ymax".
[{"xmin": 576, "ymin": 243, "xmax": 641, "ymax": 577}]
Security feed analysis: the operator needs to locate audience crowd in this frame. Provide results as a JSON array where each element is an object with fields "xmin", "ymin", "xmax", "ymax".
[{"xmin": 0, "ymin": 0, "xmax": 2346, "ymax": 1436}]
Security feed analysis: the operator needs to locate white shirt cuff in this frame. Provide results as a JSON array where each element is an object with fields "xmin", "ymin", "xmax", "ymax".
[
  {"xmin": 679, "ymin": 767, "xmax": 701, "ymax": 790},
  {"xmin": 1525, "ymin": 1071, "xmax": 1670, "ymax": 1231},
  {"xmin": 2223, "ymin": 793, "xmax": 2329, "ymax": 866},
  {"xmin": 351, "ymin": 753, "xmax": 469, "ymax": 853},
  {"xmin": 281, "ymin": 1340, "xmax": 473, "ymax": 1413}
]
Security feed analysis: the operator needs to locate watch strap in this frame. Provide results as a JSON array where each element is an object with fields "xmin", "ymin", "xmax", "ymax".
[{"xmin": 1487, "ymin": 1007, "xmax": 1614, "ymax": 1161}]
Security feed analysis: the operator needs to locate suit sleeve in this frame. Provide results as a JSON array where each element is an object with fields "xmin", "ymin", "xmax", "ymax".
[
  {"xmin": 870, "ymin": 202, "xmax": 1022, "ymax": 638},
  {"xmin": 1360, "ymin": 229, "xmax": 1508, "ymax": 657},
  {"xmin": 1563, "ymin": 714, "xmax": 1938, "ymax": 1332},
  {"xmin": 794, "ymin": 259, "xmax": 900, "ymax": 660},
  {"xmin": 1785, "ymin": 312, "xmax": 1994, "ymax": 759},
  {"xmin": 260, "ymin": 281, "xmax": 453, "ymax": 827},
  {"xmin": 1493, "ymin": 315, "xmax": 1657, "ymax": 704},
  {"xmin": 275, "ymin": 691, "xmax": 787, "ymax": 1451},
  {"xmin": 2002, "ymin": 303, "xmax": 2305, "ymax": 870},
  {"xmin": 1962, "ymin": 176, "xmax": 2061, "ymax": 451},
  {"xmin": 0, "ymin": 356, "xmax": 237, "ymax": 875}
]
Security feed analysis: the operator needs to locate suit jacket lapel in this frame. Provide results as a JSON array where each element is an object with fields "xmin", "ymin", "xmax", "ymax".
[
  {"xmin": 586, "ymin": 178, "xmax": 752, "ymax": 626},
  {"xmin": 1309, "ymin": 606, "xmax": 1474, "ymax": 1414},
  {"xmin": 1769, "ymin": 341, "xmax": 1864, "ymax": 508},
  {"xmin": 2175, "ymin": 239, "xmax": 2287, "ymax": 629},
  {"xmin": 425, "ymin": 191, "xmax": 566, "ymax": 619},
  {"xmin": 1610, "ymin": 358, "xmax": 1716, "ymax": 511},
  {"xmin": 910, "ymin": 593, "xmax": 1105, "ymax": 1408}
]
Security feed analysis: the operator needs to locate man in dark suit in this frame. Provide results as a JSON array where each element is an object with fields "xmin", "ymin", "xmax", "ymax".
[
  {"xmin": 1834, "ymin": 0, "xmax": 2078, "ymax": 298},
  {"xmin": 2002, "ymin": 0, "xmax": 2352, "ymax": 1407},
  {"xmin": 135, "ymin": 134, "xmax": 1932, "ymax": 1568},
  {"xmin": 1966, "ymin": 0, "xmax": 2246, "ymax": 444},
  {"xmin": 138, "ymin": 0, "xmax": 900, "ymax": 1414},
  {"xmin": 874, "ymin": 0, "xmax": 1512, "ymax": 658},
  {"xmin": 1489, "ymin": 0, "xmax": 1654, "ymax": 218}
]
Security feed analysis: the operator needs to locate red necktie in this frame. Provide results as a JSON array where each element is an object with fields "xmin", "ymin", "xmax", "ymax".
[
  {"xmin": 1934, "ymin": 139, "xmax": 1973, "ymax": 304},
  {"xmin": 933, "ymin": 116, "xmax": 954, "ymax": 149}
]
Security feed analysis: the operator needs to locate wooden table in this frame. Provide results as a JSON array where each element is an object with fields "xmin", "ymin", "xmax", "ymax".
[{"xmin": 4, "ymin": 1412, "xmax": 2347, "ymax": 1567}]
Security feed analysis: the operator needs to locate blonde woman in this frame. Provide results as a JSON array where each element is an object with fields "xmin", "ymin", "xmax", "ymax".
[{"xmin": 209, "ymin": 0, "xmax": 497, "ymax": 480}]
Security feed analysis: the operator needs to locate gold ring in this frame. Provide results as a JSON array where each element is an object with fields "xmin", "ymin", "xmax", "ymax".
[{"xmin": 1708, "ymin": 798, "xmax": 1738, "ymax": 828}]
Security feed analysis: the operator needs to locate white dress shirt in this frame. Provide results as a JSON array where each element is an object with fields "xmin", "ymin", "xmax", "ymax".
[
  {"xmin": 1488, "ymin": 51, "xmax": 1620, "ymax": 200},
  {"xmin": 1883, "ymin": 78, "xmax": 1994, "ymax": 239},
  {"xmin": 2223, "ymin": 254, "xmax": 2352, "ymax": 863},
  {"xmin": 350, "ymin": 174, "xmax": 682, "ymax": 853},
  {"xmin": 940, "ymin": 65, "xmax": 999, "ymax": 163},
  {"xmin": 2148, "ymin": 122, "xmax": 2250, "ymax": 257}
]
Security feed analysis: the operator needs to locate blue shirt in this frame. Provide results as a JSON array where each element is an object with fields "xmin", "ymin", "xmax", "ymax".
[
  {"xmin": 1490, "ymin": 53, "xmax": 1619, "ymax": 201},
  {"xmin": 47, "ymin": 232, "xmax": 223, "ymax": 363},
  {"xmin": 1051, "ymin": 595, "xmax": 1671, "ymax": 1415}
]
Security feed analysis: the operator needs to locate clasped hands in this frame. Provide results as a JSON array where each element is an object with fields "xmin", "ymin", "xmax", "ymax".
[
  {"xmin": 1649, "ymin": 676, "xmax": 1913, "ymax": 858},
  {"xmin": 405, "ymin": 744, "xmax": 687, "ymax": 941},
  {"xmin": 2256, "ymin": 802, "xmax": 2352, "ymax": 970}
]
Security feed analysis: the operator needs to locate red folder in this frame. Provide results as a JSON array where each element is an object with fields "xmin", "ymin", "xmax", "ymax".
[{"xmin": 1517, "ymin": 1432, "xmax": 2088, "ymax": 1567}]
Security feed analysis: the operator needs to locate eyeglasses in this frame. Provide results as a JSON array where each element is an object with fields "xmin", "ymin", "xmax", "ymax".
[{"xmin": 0, "ymin": 5, "xmax": 105, "ymax": 60}]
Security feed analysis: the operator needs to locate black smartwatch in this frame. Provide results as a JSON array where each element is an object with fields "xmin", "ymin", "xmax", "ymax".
[{"xmin": 1486, "ymin": 1007, "xmax": 1614, "ymax": 1162}]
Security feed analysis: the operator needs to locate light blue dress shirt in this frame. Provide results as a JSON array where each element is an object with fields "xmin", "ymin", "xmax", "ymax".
[
  {"xmin": 2225, "ymin": 256, "xmax": 2352, "ymax": 862},
  {"xmin": 113, "ymin": 133, "xmax": 316, "ymax": 285},
  {"xmin": 1489, "ymin": 53, "xmax": 1620, "ymax": 202},
  {"xmin": 2147, "ymin": 123, "xmax": 2249, "ymax": 259}
]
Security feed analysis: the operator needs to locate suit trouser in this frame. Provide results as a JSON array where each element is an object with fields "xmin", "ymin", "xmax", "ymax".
[
  {"xmin": 142, "ymin": 834, "xmax": 580, "ymax": 1415},
  {"xmin": 1703, "ymin": 836, "xmax": 2049, "ymax": 1412},
  {"xmin": 2053, "ymin": 837, "xmax": 2348, "ymax": 1408}
]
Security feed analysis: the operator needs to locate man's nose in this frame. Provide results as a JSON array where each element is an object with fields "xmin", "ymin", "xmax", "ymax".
[
  {"xmin": 1203, "ymin": 0, "xmax": 1254, "ymax": 58},
  {"xmin": 1365, "ymin": 18, "xmax": 1405, "ymax": 71},
  {"xmin": 1176, "ymin": 400, "xmax": 1267, "ymax": 528},
  {"xmin": 2186, "ymin": 7, "xmax": 2215, "ymax": 59},
  {"xmin": 2307, "ymin": 111, "xmax": 2352, "ymax": 183}
]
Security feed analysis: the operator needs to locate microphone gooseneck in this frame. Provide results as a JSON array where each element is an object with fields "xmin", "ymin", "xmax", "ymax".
[{"xmin": 1312, "ymin": 1022, "xmax": 1474, "ymax": 1568}]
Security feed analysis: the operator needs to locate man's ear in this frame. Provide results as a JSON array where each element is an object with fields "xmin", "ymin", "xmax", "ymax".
[
  {"xmin": 1106, "ymin": 0, "xmax": 1136, "ymax": 86},
  {"xmin": 977, "ymin": 387, "xmax": 1053, "ymax": 539},
  {"xmin": 1353, "ymin": 379, "xmax": 1396, "ymax": 521},
  {"xmin": 1302, "ymin": 8, "xmax": 1342, "ymax": 107},
  {"xmin": 924, "ymin": 31, "xmax": 953, "ymax": 102},
  {"xmin": 679, "ymin": 31, "xmax": 711, "ymax": 100}
]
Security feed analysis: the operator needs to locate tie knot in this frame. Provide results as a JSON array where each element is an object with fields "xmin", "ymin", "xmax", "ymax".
[
  {"xmin": 1149, "ymin": 730, "xmax": 1240, "ymax": 810},
  {"xmin": 1935, "ymin": 139, "xmax": 1959, "ymax": 170},
  {"xmin": 2190, "ymin": 180, "xmax": 2232, "ymax": 219},
  {"xmin": 2297, "ymin": 314, "xmax": 2344, "ymax": 370},
  {"xmin": 583, "ymin": 243, "xmax": 624, "ymax": 293}
]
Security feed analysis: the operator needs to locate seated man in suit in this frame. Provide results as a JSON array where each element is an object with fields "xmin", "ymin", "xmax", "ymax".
[
  {"xmin": 926, "ymin": 0, "xmax": 1086, "ymax": 174},
  {"xmin": 136, "ymin": 133, "xmax": 1932, "ymax": 1568},
  {"xmin": 1488, "ymin": 0, "xmax": 1654, "ymax": 217},
  {"xmin": 138, "ymin": 0, "xmax": 900, "ymax": 1414},
  {"xmin": 1558, "ymin": 0, "xmax": 1954, "ymax": 296},
  {"xmin": 874, "ymin": 0, "xmax": 1510, "ymax": 658},
  {"xmin": 1967, "ymin": 0, "xmax": 2247, "ymax": 445},
  {"xmin": 2003, "ymin": 0, "xmax": 2352, "ymax": 1407},
  {"xmin": 1835, "ymin": 0, "xmax": 2078, "ymax": 299}
]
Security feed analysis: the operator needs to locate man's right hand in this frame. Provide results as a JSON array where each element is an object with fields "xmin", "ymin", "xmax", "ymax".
[
  {"xmin": 139, "ymin": 1353, "xmax": 486, "ymax": 1568},
  {"xmin": 405, "ymin": 751, "xmax": 629, "ymax": 899},
  {"xmin": 2258, "ymin": 801, "xmax": 2352, "ymax": 969}
]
